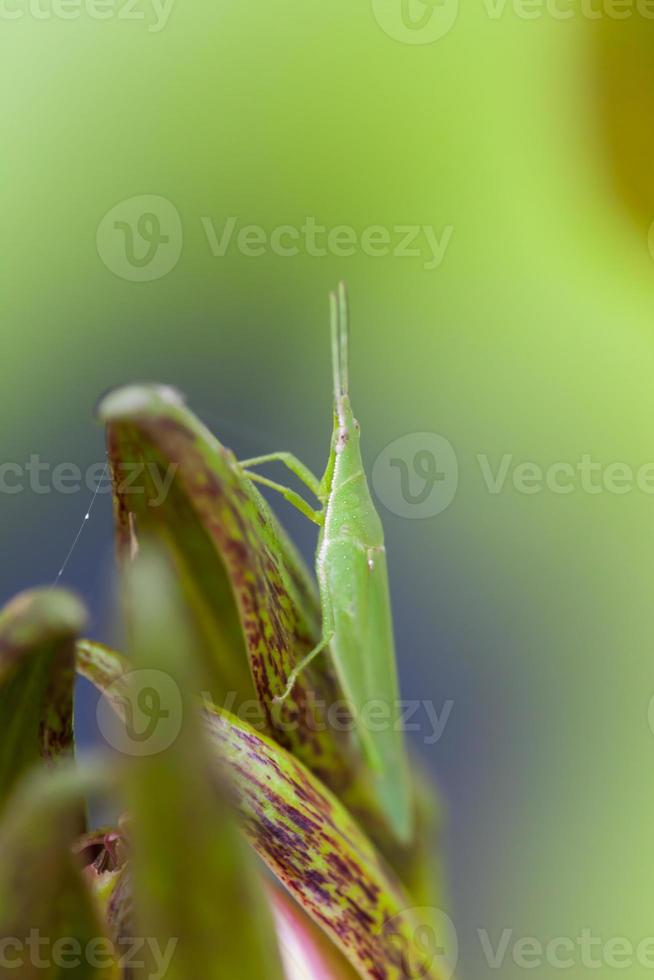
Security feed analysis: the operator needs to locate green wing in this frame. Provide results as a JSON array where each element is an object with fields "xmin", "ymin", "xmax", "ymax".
[{"xmin": 321, "ymin": 530, "xmax": 413, "ymax": 842}]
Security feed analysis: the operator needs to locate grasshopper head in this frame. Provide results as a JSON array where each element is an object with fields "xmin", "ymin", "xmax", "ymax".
[{"xmin": 333, "ymin": 393, "xmax": 361, "ymax": 455}]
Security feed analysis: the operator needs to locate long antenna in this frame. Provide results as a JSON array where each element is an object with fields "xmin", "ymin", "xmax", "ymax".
[
  {"xmin": 338, "ymin": 281, "xmax": 349, "ymax": 395},
  {"xmin": 330, "ymin": 290, "xmax": 341, "ymax": 402}
]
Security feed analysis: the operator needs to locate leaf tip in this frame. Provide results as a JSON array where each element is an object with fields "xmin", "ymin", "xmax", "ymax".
[
  {"xmin": 96, "ymin": 383, "xmax": 185, "ymax": 423},
  {"xmin": 0, "ymin": 587, "xmax": 88, "ymax": 642}
]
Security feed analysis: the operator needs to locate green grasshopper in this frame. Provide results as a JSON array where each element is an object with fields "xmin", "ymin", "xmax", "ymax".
[{"xmin": 239, "ymin": 284, "xmax": 412, "ymax": 842}]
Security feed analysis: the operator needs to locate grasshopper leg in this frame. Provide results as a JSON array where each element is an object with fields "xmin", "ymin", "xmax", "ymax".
[
  {"xmin": 242, "ymin": 470, "xmax": 323, "ymax": 525},
  {"xmin": 273, "ymin": 631, "xmax": 335, "ymax": 703},
  {"xmin": 238, "ymin": 452, "xmax": 322, "ymax": 499}
]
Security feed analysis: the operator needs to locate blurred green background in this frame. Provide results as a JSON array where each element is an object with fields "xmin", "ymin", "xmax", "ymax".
[{"xmin": 3, "ymin": 2, "xmax": 654, "ymax": 976}]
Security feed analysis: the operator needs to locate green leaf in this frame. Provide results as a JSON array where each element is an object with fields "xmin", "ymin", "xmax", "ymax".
[
  {"xmin": 0, "ymin": 764, "xmax": 117, "ymax": 979},
  {"xmin": 0, "ymin": 588, "xmax": 87, "ymax": 805},
  {"xmin": 116, "ymin": 544, "xmax": 284, "ymax": 980},
  {"xmin": 77, "ymin": 636, "xmax": 451, "ymax": 980}
]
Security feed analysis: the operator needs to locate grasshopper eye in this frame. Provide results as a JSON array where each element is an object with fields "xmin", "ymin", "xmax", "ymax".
[
  {"xmin": 335, "ymin": 425, "xmax": 351, "ymax": 452},
  {"xmin": 353, "ymin": 420, "xmax": 361, "ymax": 433}
]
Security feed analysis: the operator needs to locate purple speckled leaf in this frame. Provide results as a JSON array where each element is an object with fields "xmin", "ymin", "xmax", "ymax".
[
  {"xmin": 203, "ymin": 705, "xmax": 449, "ymax": 980},
  {"xmin": 0, "ymin": 588, "xmax": 87, "ymax": 804},
  {"xmin": 76, "ymin": 637, "xmax": 449, "ymax": 980}
]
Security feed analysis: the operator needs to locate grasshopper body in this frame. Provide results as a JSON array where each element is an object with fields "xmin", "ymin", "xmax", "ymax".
[{"xmin": 241, "ymin": 285, "xmax": 413, "ymax": 842}]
